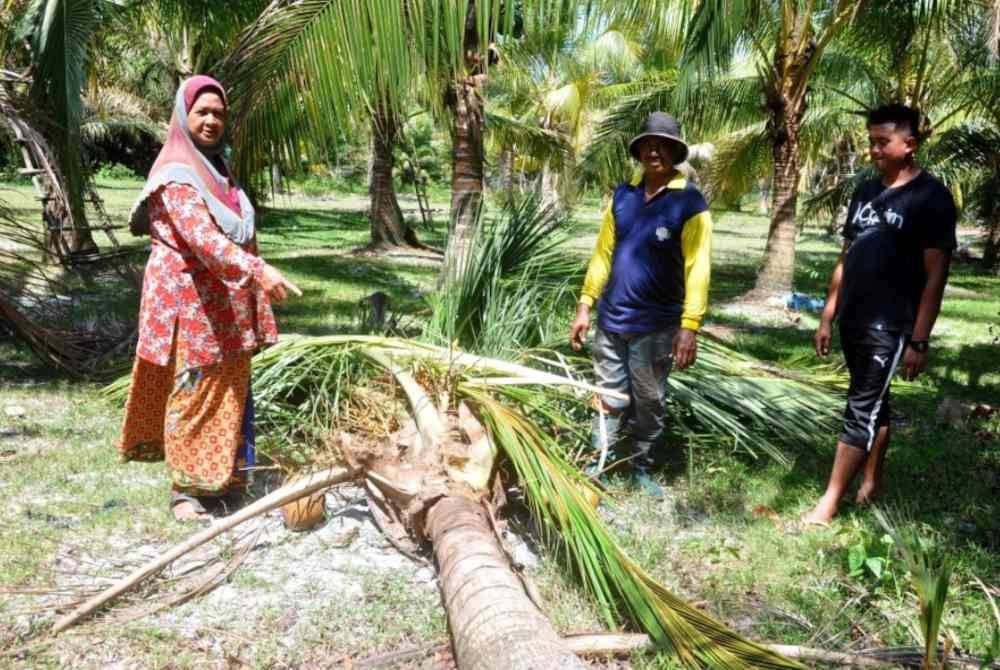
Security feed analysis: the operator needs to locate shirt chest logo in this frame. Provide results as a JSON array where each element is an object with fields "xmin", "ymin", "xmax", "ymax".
[
  {"xmin": 854, "ymin": 201, "xmax": 905, "ymax": 230},
  {"xmin": 654, "ymin": 226, "xmax": 672, "ymax": 241}
]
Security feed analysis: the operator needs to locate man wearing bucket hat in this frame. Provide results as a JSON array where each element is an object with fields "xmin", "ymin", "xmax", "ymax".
[{"xmin": 569, "ymin": 112, "xmax": 712, "ymax": 499}]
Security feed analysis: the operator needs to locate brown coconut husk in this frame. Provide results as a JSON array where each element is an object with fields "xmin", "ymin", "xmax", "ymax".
[{"xmin": 279, "ymin": 481, "xmax": 327, "ymax": 531}]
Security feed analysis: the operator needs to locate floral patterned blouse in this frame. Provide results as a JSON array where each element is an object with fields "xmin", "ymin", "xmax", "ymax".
[{"xmin": 136, "ymin": 183, "xmax": 277, "ymax": 369}]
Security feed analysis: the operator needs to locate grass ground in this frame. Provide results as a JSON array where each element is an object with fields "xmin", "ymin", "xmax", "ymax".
[{"xmin": 1, "ymin": 179, "xmax": 999, "ymax": 668}]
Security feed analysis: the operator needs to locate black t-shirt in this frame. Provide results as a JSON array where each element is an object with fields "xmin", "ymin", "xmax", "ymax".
[{"xmin": 838, "ymin": 171, "xmax": 957, "ymax": 333}]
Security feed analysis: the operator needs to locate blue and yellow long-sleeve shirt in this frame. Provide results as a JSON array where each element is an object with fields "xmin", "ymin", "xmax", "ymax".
[{"xmin": 579, "ymin": 172, "xmax": 712, "ymax": 333}]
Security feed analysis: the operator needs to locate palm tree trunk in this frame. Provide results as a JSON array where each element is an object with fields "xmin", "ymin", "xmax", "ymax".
[
  {"xmin": 444, "ymin": 3, "xmax": 486, "ymax": 274},
  {"xmin": 539, "ymin": 161, "xmax": 561, "ymax": 211},
  {"xmin": 425, "ymin": 496, "xmax": 585, "ymax": 670},
  {"xmin": 65, "ymin": 187, "xmax": 97, "ymax": 256},
  {"xmin": 369, "ymin": 108, "xmax": 420, "ymax": 250},
  {"xmin": 984, "ymin": 216, "xmax": 1000, "ymax": 275},
  {"xmin": 445, "ymin": 73, "xmax": 485, "ymax": 272},
  {"xmin": 752, "ymin": 83, "xmax": 807, "ymax": 299},
  {"xmin": 499, "ymin": 149, "xmax": 514, "ymax": 201}
]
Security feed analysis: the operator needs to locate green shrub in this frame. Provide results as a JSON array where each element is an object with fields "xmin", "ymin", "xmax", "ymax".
[
  {"xmin": 95, "ymin": 162, "xmax": 140, "ymax": 181},
  {"xmin": 293, "ymin": 174, "xmax": 366, "ymax": 197}
]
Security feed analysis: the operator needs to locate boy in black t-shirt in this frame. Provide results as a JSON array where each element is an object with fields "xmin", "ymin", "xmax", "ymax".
[{"xmin": 802, "ymin": 104, "xmax": 957, "ymax": 525}]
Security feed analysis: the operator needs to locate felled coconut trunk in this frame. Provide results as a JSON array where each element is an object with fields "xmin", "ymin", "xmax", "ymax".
[{"xmin": 425, "ymin": 496, "xmax": 585, "ymax": 670}]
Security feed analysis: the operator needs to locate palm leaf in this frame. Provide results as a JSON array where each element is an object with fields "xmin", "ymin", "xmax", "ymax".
[
  {"xmin": 703, "ymin": 123, "xmax": 770, "ymax": 206},
  {"xmin": 485, "ymin": 109, "xmax": 572, "ymax": 170},
  {"xmin": 23, "ymin": 0, "xmax": 98, "ymax": 226},
  {"xmin": 467, "ymin": 389, "xmax": 804, "ymax": 669},
  {"xmin": 81, "ymin": 85, "xmax": 165, "ymax": 144},
  {"xmin": 873, "ymin": 507, "xmax": 952, "ymax": 669},
  {"xmin": 219, "ymin": 0, "xmax": 573, "ymax": 188},
  {"xmin": 668, "ymin": 335, "xmax": 843, "ymax": 466},
  {"xmin": 426, "ymin": 194, "xmax": 579, "ymax": 358}
]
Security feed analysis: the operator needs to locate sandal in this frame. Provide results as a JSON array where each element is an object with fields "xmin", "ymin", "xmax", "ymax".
[{"xmin": 169, "ymin": 490, "xmax": 212, "ymax": 522}]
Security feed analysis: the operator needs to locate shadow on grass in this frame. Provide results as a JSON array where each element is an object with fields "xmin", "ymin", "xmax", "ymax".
[
  {"xmin": 710, "ymin": 265, "xmax": 759, "ymax": 303},
  {"xmin": 708, "ymin": 314, "xmax": 819, "ymax": 363},
  {"xmin": 931, "ymin": 341, "xmax": 1000, "ymax": 397},
  {"xmin": 268, "ymin": 253, "xmax": 435, "ymax": 335},
  {"xmin": 259, "ymin": 207, "xmax": 449, "ymax": 250},
  {"xmin": 777, "ymin": 405, "xmax": 1000, "ymax": 552},
  {"xmin": 0, "ymin": 342, "xmax": 70, "ymax": 385}
]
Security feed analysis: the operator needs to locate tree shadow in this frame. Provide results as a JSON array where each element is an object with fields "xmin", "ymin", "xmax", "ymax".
[
  {"xmin": 930, "ymin": 341, "xmax": 1000, "ymax": 398},
  {"xmin": 268, "ymin": 253, "xmax": 434, "ymax": 336},
  {"xmin": 259, "ymin": 207, "xmax": 448, "ymax": 250},
  {"xmin": 758, "ymin": 369, "xmax": 1000, "ymax": 555}
]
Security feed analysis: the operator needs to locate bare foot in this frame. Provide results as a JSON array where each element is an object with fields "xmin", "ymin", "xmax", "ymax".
[
  {"xmin": 801, "ymin": 496, "xmax": 839, "ymax": 526},
  {"xmin": 855, "ymin": 482, "xmax": 881, "ymax": 506},
  {"xmin": 172, "ymin": 500, "xmax": 210, "ymax": 522}
]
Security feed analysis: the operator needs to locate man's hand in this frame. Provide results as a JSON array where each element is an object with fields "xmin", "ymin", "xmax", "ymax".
[
  {"xmin": 672, "ymin": 328, "xmax": 697, "ymax": 371},
  {"xmin": 570, "ymin": 303, "xmax": 591, "ymax": 351},
  {"xmin": 900, "ymin": 346, "xmax": 928, "ymax": 381},
  {"xmin": 815, "ymin": 318, "xmax": 833, "ymax": 357},
  {"xmin": 260, "ymin": 263, "xmax": 303, "ymax": 304}
]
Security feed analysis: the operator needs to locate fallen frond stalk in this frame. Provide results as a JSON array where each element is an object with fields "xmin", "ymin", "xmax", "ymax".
[
  {"xmin": 375, "ymin": 343, "xmax": 628, "ymax": 401},
  {"xmin": 561, "ymin": 634, "xmax": 997, "ymax": 668},
  {"xmin": 466, "ymin": 389, "xmax": 804, "ymax": 669},
  {"xmin": 50, "ymin": 465, "xmax": 357, "ymax": 635},
  {"xmin": 102, "ymin": 336, "xmax": 628, "ymax": 406}
]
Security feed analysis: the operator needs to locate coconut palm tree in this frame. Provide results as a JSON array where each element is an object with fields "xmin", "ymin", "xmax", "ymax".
[
  {"xmin": 679, "ymin": 0, "xmax": 906, "ymax": 299},
  {"xmin": 584, "ymin": 0, "xmax": 965, "ymax": 298},
  {"xmin": 121, "ymin": 0, "xmax": 267, "ymax": 91},
  {"xmin": 219, "ymin": 1, "xmax": 584, "ymax": 267},
  {"xmin": 13, "ymin": 0, "xmax": 103, "ymax": 255},
  {"xmin": 3, "ymin": 0, "xmax": 269, "ymax": 257},
  {"xmin": 489, "ymin": 24, "xmax": 648, "ymax": 210},
  {"xmin": 367, "ymin": 100, "xmax": 423, "ymax": 250},
  {"xmin": 930, "ymin": 15, "xmax": 1000, "ymax": 273},
  {"xmin": 801, "ymin": 3, "xmax": 991, "ymax": 235}
]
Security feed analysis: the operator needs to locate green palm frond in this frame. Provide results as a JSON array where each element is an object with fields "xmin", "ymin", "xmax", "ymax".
[
  {"xmin": 669, "ymin": 335, "xmax": 843, "ymax": 466},
  {"xmin": 220, "ymin": 0, "xmax": 403, "ymax": 184},
  {"xmin": 587, "ymin": 0, "xmax": 693, "ymax": 59},
  {"xmin": 219, "ymin": 0, "xmax": 575, "ymax": 187},
  {"xmin": 427, "ymin": 194, "xmax": 578, "ymax": 358},
  {"xmin": 933, "ymin": 122, "xmax": 1000, "ymax": 170},
  {"xmin": 23, "ymin": 0, "xmax": 99, "ymax": 224},
  {"xmin": 797, "ymin": 105, "xmax": 868, "ymax": 166},
  {"xmin": 485, "ymin": 110, "xmax": 572, "ymax": 169},
  {"xmin": 80, "ymin": 85, "xmax": 165, "ymax": 144},
  {"xmin": 681, "ymin": 0, "xmax": 772, "ymax": 73},
  {"xmin": 703, "ymin": 123, "xmax": 769, "ymax": 206},
  {"xmin": 587, "ymin": 74, "xmax": 677, "ymax": 108},
  {"xmin": 467, "ymin": 389, "xmax": 804, "ymax": 669},
  {"xmin": 680, "ymin": 72, "xmax": 765, "ymax": 138},
  {"xmin": 929, "ymin": 122, "xmax": 1000, "ymax": 216},
  {"xmin": 581, "ymin": 27, "xmax": 644, "ymax": 80},
  {"xmin": 802, "ymin": 165, "xmax": 876, "ymax": 221},
  {"xmin": 873, "ymin": 507, "xmax": 952, "ymax": 669}
]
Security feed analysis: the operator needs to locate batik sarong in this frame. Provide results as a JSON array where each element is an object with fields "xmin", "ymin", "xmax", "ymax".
[{"xmin": 119, "ymin": 337, "xmax": 254, "ymax": 495}]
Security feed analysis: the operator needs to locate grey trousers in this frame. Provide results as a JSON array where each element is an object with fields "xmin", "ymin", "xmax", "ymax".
[{"xmin": 591, "ymin": 326, "xmax": 677, "ymax": 471}]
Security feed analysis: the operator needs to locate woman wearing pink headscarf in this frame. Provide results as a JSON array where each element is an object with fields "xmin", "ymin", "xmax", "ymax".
[{"xmin": 119, "ymin": 76, "xmax": 300, "ymax": 521}]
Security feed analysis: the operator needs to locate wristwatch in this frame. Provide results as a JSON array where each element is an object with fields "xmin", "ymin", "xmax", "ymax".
[{"xmin": 908, "ymin": 340, "xmax": 929, "ymax": 353}]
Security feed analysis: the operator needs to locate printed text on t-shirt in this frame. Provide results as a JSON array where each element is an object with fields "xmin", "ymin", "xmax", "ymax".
[{"xmin": 852, "ymin": 202, "xmax": 904, "ymax": 230}]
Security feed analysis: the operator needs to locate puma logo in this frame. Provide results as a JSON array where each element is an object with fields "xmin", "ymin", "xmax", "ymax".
[{"xmin": 873, "ymin": 354, "xmax": 888, "ymax": 368}]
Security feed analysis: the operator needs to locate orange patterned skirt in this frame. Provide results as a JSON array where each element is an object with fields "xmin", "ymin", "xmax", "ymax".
[{"xmin": 119, "ymin": 338, "xmax": 252, "ymax": 495}]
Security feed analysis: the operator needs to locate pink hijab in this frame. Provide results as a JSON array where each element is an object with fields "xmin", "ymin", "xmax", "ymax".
[{"xmin": 130, "ymin": 76, "xmax": 254, "ymax": 244}]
